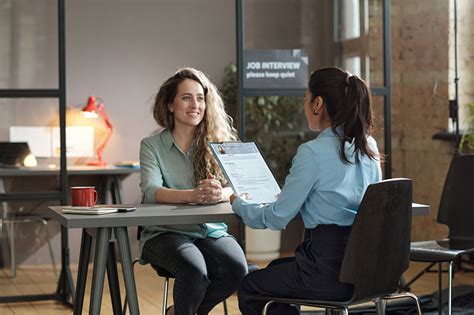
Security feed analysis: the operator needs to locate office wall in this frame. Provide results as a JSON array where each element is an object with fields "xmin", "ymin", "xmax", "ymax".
[
  {"xmin": 5, "ymin": 0, "xmax": 453, "ymax": 267},
  {"xmin": 66, "ymin": 0, "xmax": 236, "ymax": 204},
  {"xmin": 389, "ymin": 0, "xmax": 453, "ymax": 241},
  {"xmin": 2, "ymin": 0, "xmax": 331, "ymax": 265},
  {"xmin": 1, "ymin": 0, "xmax": 236, "ymax": 266}
]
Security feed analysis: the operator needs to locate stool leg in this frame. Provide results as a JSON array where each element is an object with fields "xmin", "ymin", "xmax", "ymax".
[
  {"xmin": 375, "ymin": 297, "xmax": 386, "ymax": 315},
  {"xmin": 262, "ymin": 301, "xmax": 274, "ymax": 315},
  {"xmin": 438, "ymin": 262, "xmax": 442, "ymax": 315},
  {"xmin": 162, "ymin": 277, "xmax": 169, "ymax": 315},
  {"xmin": 448, "ymin": 261, "xmax": 453, "ymax": 315},
  {"xmin": 223, "ymin": 299, "xmax": 228, "ymax": 315},
  {"xmin": 405, "ymin": 292, "xmax": 423, "ymax": 315}
]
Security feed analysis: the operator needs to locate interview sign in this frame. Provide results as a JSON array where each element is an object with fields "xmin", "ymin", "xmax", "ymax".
[{"xmin": 243, "ymin": 49, "xmax": 308, "ymax": 89}]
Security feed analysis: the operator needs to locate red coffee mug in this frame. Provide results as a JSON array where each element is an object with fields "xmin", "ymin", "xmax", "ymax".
[{"xmin": 70, "ymin": 186, "xmax": 98, "ymax": 207}]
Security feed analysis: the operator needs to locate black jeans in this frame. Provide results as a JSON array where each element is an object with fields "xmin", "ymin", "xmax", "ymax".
[
  {"xmin": 143, "ymin": 233, "xmax": 248, "ymax": 315},
  {"xmin": 238, "ymin": 224, "xmax": 353, "ymax": 315}
]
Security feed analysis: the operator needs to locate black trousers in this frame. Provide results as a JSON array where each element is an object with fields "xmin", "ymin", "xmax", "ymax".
[
  {"xmin": 238, "ymin": 224, "xmax": 354, "ymax": 315},
  {"xmin": 143, "ymin": 234, "xmax": 248, "ymax": 315}
]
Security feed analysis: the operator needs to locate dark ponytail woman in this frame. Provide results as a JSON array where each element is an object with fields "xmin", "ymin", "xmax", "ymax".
[
  {"xmin": 230, "ymin": 67, "xmax": 382, "ymax": 315},
  {"xmin": 308, "ymin": 67, "xmax": 378, "ymax": 163}
]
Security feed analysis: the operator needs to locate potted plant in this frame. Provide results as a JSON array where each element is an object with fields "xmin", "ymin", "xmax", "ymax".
[{"xmin": 459, "ymin": 103, "xmax": 474, "ymax": 154}]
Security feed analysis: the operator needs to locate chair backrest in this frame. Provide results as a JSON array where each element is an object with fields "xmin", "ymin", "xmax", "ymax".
[
  {"xmin": 437, "ymin": 154, "xmax": 474, "ymax": 240},
  {"xmin": 339, "ymin": 178, "xmax": 413, "ymax": 303}
]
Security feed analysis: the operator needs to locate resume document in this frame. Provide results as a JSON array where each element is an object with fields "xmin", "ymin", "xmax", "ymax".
[{"xmin": 209, "ymin": 142, "xmax": 281, "ymax": 204}]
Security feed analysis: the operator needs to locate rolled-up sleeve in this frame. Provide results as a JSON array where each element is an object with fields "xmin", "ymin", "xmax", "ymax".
[
  {"xmin": 139, "ymin": 139, "xmax": 164, "ymax": 203},
  {"xmin": 232, "ymin": 144, "xmax": 319, "ymax": 230}
]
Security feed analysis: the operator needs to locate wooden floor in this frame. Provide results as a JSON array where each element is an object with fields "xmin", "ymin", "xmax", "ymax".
[{"xmin": 1, "ymin": 260, "xmax": 473, "ymax": 314}]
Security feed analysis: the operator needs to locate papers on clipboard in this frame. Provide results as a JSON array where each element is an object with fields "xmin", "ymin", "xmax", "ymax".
[{"xmin": 209, "ymin": 142, "xmax": 281, "ymax": 204}]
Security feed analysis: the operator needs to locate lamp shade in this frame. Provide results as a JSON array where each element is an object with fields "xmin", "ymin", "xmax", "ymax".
[{"xmin": 82, "ymin": 96, "xmax": 99, "ymax": 119}]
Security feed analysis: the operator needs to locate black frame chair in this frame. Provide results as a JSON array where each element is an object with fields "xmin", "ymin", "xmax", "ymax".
[
  {"xmin": 247, "ymin": 179, "xmax": 422, "ymax": 315},
  {"xmin": 409, "ymin": 154, "xmax": 474, "ymax": 315}
]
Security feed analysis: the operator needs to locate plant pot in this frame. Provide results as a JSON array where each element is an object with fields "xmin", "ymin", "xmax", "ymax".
[{"xmin": 245, "ymin": 226, "xmax": 281, "ymax": 261}]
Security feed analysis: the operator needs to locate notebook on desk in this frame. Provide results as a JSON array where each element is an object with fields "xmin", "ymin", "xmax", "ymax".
[
  {"xmin": 0, "ymin": 142, "xmax": 31, "ymax": 168},
  {"xmin": 61, "ymin": 206, "xmax": 119, "ymax": 215},
  {"xmin": 61, "ymin": 206, "xmax": 136, "ymax": 215}
]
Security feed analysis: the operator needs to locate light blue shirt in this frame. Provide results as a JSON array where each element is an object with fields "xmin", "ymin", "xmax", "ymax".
[
  {"xmin": 232, "ymin": 127, "xmax": 382, "ymax": 230},
  {"xmin": 139, "ymin": 129, "xmax": 228, "ymax": 253}
]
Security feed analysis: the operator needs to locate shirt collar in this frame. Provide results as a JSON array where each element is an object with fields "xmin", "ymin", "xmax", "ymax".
[
  {"xmin": 318, "ymin": 126, "xmax": 339, "ymax": 138},
  {"xmin": 162, "ymin": 128, "xmax": 196, "ymax": 156},
  {"xmin": 162, "ymin": 129, "xmax": 174, "ymax": 152}
]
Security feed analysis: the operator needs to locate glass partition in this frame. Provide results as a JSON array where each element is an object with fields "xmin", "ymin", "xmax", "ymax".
[
  {"xmin": 0, "ymin": 0, "xmax": 58, "ymax": 89},
  {"xmin": 238, "ymin": 0, "xmax": 391, "ymax": 178}
]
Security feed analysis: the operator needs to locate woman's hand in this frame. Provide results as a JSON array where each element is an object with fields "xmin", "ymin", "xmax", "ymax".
[
  {"xmin": 230, "ymin": 193, "xmax": 251, "ymax": 205},
  {"xmin": 229, "ymin": 193, "xmax": 238, "ymax": 205},
  {"xmin": 192, "ymin": 174, "xmax": 223, "ymax": 204}
]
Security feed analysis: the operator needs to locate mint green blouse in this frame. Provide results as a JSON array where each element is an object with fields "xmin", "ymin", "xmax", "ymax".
[{"xmin": 139, "ymin": 129, "xmax": 228, "ymax": 252}]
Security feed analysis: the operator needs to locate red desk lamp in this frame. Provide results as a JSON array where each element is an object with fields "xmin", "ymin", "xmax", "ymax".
[{"xmin": 82, "ymin": 96, "xmax": 113, "ymax": 166}]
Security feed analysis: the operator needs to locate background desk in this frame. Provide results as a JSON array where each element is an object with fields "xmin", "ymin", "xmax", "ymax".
[
  {"xmin": 0, "ymin": 165, "xmax": 139, "ymax": 304},
  {"xmin": 47, "ymin": 202, "xmax": 430, "ymax": 315},
  {"xmin": 0, "ymin": 165, "xmax": 140, "ymax": 204}
]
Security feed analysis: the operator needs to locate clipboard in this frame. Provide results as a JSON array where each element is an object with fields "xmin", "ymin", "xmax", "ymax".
[{"xmin": 209, "ymin": 142, "xmax": 281, "ymax": 204}]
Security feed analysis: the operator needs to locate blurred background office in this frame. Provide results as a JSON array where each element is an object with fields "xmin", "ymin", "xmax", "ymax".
[{"xmin": 0, "ymin": 0, "xmax": 473, "ymax": 280}]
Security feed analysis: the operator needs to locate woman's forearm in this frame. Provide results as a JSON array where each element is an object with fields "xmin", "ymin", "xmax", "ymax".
[
  {"xmin": 154, "ymin": 184, "xmax": 231, "ymax": 204},
  {"xmin": 154, "ymin": 187, "xmax": 195, "ymax": 204}
]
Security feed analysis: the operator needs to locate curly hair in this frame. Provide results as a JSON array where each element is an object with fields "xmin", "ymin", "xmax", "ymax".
[{"xmin": 153, "ymin": 67, "xmax": 237, "ymax": 184}]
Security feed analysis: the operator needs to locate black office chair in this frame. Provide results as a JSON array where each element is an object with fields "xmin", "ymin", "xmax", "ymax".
[
  {"xmin": 246, "ymin": 179, "xmax": 422, "ymax": 315},
  {"xmin": 409, "ymin": 154, "xmax": 474, "ymax": 315}
]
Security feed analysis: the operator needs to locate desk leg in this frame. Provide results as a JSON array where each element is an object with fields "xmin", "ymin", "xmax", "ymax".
[
  {"xmin": 103, "ymin": 176, "xmax": 112, "ymax": 204},
  {"xmin": 111, "ymin": 176, "xmax": 123, "ymax": 204},
  {"xmin": 115, "ymin": 227, "xmax": 139, "ymax": 315},
  {"xmin": 106, "ymin": 241, "xmax": 122, "ymax": 315},
  {"xmin": 74, "ymin": 229, "xmax": 92, "ymax": 315},
  {"xmin": 89, "ymin": 227, "xmax": 111, "ymax": 315}
]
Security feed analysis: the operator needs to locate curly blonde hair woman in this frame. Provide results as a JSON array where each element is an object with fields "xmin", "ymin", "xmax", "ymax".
[
  {"xmin": 153, "ymin": 67, "xmax": 237, "ymax": 186},
  {"xmin": 139, "ymin": 67, "xmax": 247, "ymax": 315}
]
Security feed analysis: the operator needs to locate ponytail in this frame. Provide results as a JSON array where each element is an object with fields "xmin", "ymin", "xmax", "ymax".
[
  {"xmin": 340, "ymin": 75, "xmax": 377, "ymax": 163},
  {"xmin": 308, "ymin": 67, "xmax": 378, "ymax": 164}
]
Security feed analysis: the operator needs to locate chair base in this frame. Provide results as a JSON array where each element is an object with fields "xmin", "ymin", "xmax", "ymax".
[{"xmin": 258, "ymin": 292, "xmax": 422, "ymax": 315}]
